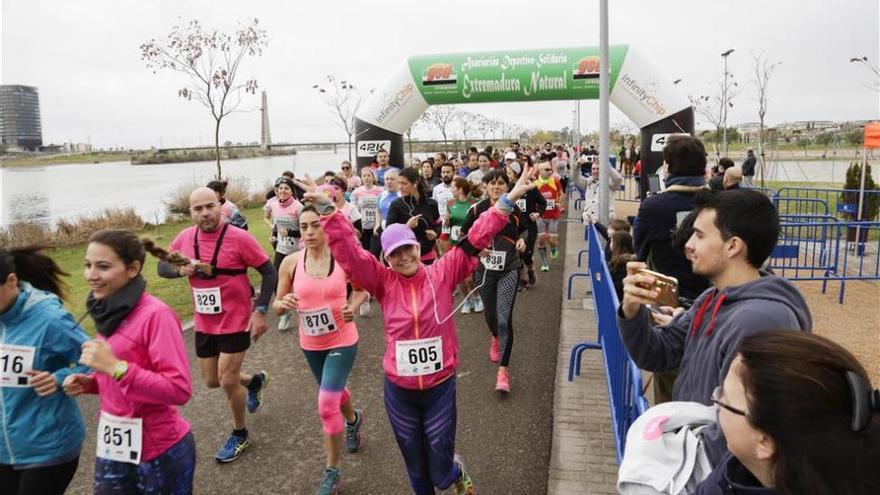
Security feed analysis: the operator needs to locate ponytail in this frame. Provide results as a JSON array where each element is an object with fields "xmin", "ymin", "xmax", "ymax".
[
  {"xmin": 142, "ymin": 238, "xmax": 211, "ymax": 273},
  {"xmin": 0, "ymin": 247, "xmax": 69, "ymax": 299}
]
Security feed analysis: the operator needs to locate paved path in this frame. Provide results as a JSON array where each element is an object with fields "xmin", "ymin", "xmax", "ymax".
[
  {"xmin": 546, "ymin": 219, "xmax": 618, "ymax": 495},
  {"xmin": 66, "ymin": 235, "xmax": 566, "ymax": 494}
]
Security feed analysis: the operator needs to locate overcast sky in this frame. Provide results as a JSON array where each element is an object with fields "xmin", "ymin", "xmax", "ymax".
[{"xmin": 2, "ymin": 0, "xmax": 878, "ymax": 149}]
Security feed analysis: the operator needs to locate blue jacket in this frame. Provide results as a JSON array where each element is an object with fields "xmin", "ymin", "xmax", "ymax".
[{"xmin": 0, "ymin": 282, "xmax": 90, "ymax": 467}]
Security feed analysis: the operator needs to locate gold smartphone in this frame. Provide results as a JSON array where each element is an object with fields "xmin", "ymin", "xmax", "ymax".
[{"xmin": 636, "ymin": 268, "xmax": 680, "ymax": 308}]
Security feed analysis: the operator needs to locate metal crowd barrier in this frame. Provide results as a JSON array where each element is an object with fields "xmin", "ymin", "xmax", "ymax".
[
  {"xmin": 568, "ymin": 225, "xmax": 649, "ymax": 462},
  {"xmin": 769, "ymin": 218, "xmax": 880, "ymax": 303},
  {"xmin": 775, "ymin": 187, "xmax": 880, "ymax": 221},
  {"xmin": 616, "ymin": 175, "xmax": 641, "ymax": 203}
]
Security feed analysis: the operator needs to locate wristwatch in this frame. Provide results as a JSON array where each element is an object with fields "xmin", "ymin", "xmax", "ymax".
[{"xmin": 112, "ymin": 360, "xmax": 129, "ymax": 381}]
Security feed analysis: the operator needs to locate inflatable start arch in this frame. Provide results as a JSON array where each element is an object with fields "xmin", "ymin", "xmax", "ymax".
[{"xmin": 355, "ymin": 45, "xmax": 694, "ymax": 183}]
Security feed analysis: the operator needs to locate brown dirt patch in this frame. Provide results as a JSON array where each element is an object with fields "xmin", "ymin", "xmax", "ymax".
[{"xmin": 793, "ymin": 280, "xmax": 880, "ymax": 383}]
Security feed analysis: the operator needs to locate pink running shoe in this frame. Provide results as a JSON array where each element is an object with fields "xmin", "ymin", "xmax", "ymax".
[
  {"xmin": 495, "ymin": 368, "xmax": 510, "ymax": 393},
  {"xmin": 489, "ymin": 337, "xmax": 500, "ymax": 363}
]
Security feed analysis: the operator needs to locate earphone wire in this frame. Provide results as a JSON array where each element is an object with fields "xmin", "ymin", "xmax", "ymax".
[{"xmin": 425, "ymin": 234, "xmax": 494, "ymax": 325}]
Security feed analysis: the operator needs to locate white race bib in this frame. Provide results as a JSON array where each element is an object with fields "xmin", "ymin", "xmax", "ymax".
[
  {"xmin": 299, "ymin": 307, "xmax": 338, "ymax": 336},
  {"xmin": 363, "ymin": 208, "xmax": 377, "ymax": 227},
  {"xmin": 97, "ymin": 412, "xmax": 143, "ymax": 465},
  {"xmin": 481, "ymin": 250, "xmax": 507, "ymax": 271},
  {"xmin": 395, "ymin": 337, "xmax": 443, "ymax": 377},
  {"xmin": 193, "ymin": 287, "xmax": 222, "ymax": 314},
  {"xmin": 516, "ymin": 199, "xmax": 527, "ymax": 211},
  {"xmin": 441, "ymin": 224, "xmax": 451, "ymax": 235},
  {"xmin": 546, "ymin": 198, "xmax": 557, "ymax": 210},
  {"xmin": 0, "ymin": 344, "xmax": 35, "ymax": 388},
  {"xmin": 450, "ymin": 226, "xmax": 462, "ymax": 242}
]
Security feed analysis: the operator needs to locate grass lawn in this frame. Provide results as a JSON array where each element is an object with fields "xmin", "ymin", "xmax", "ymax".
[{"xmin": 51, "ymin": 206, "xmax": 271, "ymax": 335}]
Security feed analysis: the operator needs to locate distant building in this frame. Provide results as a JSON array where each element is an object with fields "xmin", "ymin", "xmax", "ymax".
[{"xmin": 0, "ymin": 85, "xmax": 43, "ymax": 151}]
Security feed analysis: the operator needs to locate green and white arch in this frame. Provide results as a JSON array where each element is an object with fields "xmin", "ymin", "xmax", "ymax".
[{"xmin": 355, "ymin": 45, "xmax": 693, "ymax": 184}]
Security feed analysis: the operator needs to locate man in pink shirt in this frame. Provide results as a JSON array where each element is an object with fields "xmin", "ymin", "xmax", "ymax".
[{"xmin": 158, "ymin": 187, "xmax": 278, "ymax": 463}]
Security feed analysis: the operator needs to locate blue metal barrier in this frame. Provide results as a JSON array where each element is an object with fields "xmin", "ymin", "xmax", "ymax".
[
  {"xmin": 773, "ymin": 197, "xmax": 830, "ymax": 217},
  {"xmin": 769, "ymin": 219, "xmax": 880, "ymax": 303},
  {"xmin": 776, "ymin": 187, "xmax": 880, "ymax": 221},
  {"xmin": 567, "ymin": 225, "xmax": 649, "ymax": 462}
]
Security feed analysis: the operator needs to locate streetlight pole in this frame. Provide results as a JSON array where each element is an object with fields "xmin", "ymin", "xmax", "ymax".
[{"xmin": 721, "ymin": 49, "xmax": 735, "ymax": 156}]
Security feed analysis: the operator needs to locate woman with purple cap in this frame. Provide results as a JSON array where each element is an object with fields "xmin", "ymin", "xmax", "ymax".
[{"xmin": 295, "ymin": 166, "xmax": 536, "ymax": 495}]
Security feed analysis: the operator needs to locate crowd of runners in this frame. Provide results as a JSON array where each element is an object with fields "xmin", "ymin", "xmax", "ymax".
[{"xmin": 1, "ymin": 137, "xmax": 878, "ymax": 495}]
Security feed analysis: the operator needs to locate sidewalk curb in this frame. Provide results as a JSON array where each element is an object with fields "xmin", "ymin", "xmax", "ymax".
[{"xmin": 546, "ymin": 217, "xmax": 618, "ymax": 495}]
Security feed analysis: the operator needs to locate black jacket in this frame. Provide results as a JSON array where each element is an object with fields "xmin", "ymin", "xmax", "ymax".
[
  {"xmin": 632, "ymin": 185, "xmax": 710, "ymax": 300},
  {"xmin": 742, "ymin": 154, "xmax": 757, "ymax": 176},
  {"xmin": 461, "ymin": 199, "xmax": 527, "ymax": 272},
  {"xmin": 386, "ymin": 195, "xmax": 442, "ymax": 255},
  {"xmin": 691, "ymin": 453, "xmax": 776, "ymax": 495}
]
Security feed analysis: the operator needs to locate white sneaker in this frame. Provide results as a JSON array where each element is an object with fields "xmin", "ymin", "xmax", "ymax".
[
  {"xmin": 359, "ymin": 300, "xmax": 371, "ymax": 316},
  {"xmin": 473, "ymin": 297, "xmax": 484, "ymax": 313},
  {"xmin": 278, "ymin": 312, "xmax": 291, "ymax": 331},
  {"xmin": 461, "ymin": 298, "xmax": 473, "ymax": 314}
]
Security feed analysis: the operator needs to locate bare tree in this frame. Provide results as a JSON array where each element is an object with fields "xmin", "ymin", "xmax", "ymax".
[
  {"xmin": 313, "ymin": 76, "xmax": 364, "ymax": 163},
  {"xmin": 850, "ymin": 56, "xmax": 880, "ymax": 93},
  {"xmin": 455, "ymin": 109, "xmax": 474, "ymax": 145},
  {"xmin": 753, "ymin": 54, "xmax": 781, "ymax": 186},
  {"xmin": 423, "ymin": 105, "xmax": 459, "ymax": 152},
  {"xmin": 689, "ymin": 75, "xmax": 740, "ymax": 160},
  {"xmin": 141, "ymin": 18, "xmax": 267, "ymax": 179}
]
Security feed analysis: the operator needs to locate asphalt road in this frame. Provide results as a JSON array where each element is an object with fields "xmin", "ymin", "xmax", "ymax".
[{"xmin": 66, "ymin": 236, "xmax": 564, "ymax": 494}]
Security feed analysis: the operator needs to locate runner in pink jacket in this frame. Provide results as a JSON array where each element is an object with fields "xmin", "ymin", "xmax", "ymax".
[
  {"xmin": 64, "ymin": 229, "xmax": 194, "ymax": 494},
  {"xmin": 297, "ymin": 165, "xmax": 536, "ymax": 495}
]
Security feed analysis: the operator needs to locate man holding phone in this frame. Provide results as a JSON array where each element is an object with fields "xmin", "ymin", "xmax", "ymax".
[{"xmin": 618, "ymin": 188, "xmax": 812, "ymax": 467}]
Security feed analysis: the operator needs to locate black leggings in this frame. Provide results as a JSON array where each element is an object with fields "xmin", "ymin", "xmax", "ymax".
[
  {"xmin": 0, "ymin": 457, "xmax": 79, "ymax": 495},
  {"xmin": 477, "ymin": 267, "xmax": 519, "ymax": 367},
  {"xmin": 360, "ymin": 228, "xmax": 375, "ymax": 253},
  {"xmin": 520, "ymin": 221, "xmax": 538, "ymax": 267}
]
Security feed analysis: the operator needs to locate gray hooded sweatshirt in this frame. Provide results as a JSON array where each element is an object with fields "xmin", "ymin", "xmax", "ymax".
[{"xmin": 617, "ymin": 272, "xmax": 812, "ymax": 464}]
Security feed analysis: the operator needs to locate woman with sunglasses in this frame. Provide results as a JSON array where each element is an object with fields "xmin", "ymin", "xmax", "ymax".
[
  {"xmin": 695, "ymin": 331, "xmax": 880, "ymax": 495},
  {"xmin": 295, "ymin": 167, "xmax": 536, "ymax": 495},
  {"xmin": 338, "ymin": 161, "xmax": 361, "ymax": 195}
]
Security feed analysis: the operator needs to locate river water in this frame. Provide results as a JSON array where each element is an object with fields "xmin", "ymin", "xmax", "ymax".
[{"xmin": 1, "ymin": 150, "xmax": 877, "ymax": 228}]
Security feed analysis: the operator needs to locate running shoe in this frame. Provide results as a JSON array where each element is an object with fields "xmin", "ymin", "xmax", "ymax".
[
  {"xmin": 246, "ymin": 371, "xmax": 268, "ymax": 414},
  {"xmin": 215, "ymin": 433, "xmax": 251, "ymax": 463},
  {"xmin": 517, "ymin": 279, "xmax": 528, "ymax": 293},
  {"xmin": 359, "ymin": 299, "xmax": 371, "ymax": 316},
  {"xmin": 540, "ymin": 264, "xmax": 550, "ymax": 272},
  {"xmin": 495, "ymin": 368, "xmax": 510, "ymax": 393},
  {"xmin": 344, "ymin": 409, "xmax": 364, "ymax": 453},
  {"xmin": 452, "ymin": 454, "xmax": 475, "ymax": 495},
  {"xmin": 461, "ymin": 298, "xmax": 473, "ymax": 314},
  {"xmin": 550, "ymin": 247, "xmax": 559, "ymax": 259},
  {"xmin": 315, "ymin": 467, "xmax": 343, "ymax": 495},
  {"xmin": 527, "ymin": 269, "xmax": 537, "ymax": 287},
  {"xmin": 278, "ymin": 312, "xmax": 291, "ymax": 331},
  {"xmin": 473, "ymin": 296, "xmax": 484, "ymax": 313},
  {"xmin": 489, "ymin": 337, "xmax": 500, "ymax": 363}
]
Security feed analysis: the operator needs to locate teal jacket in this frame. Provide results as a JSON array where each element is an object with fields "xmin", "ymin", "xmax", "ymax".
[{"xmin": 0, "ymin": 282, "xmax": 90, "ymax": 467}]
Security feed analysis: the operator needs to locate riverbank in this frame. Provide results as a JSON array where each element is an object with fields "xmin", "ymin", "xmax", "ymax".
[
  {"xmin": 51, "ymin": 205, "xmax": 270, "ymax": 334},
  {"xmin": 0, "ymin": 147, "xmax": 298, "ymax": 167},
  {"xmin": 130, "ymin": 147, "xmax": 296, "ymax": 165}
]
